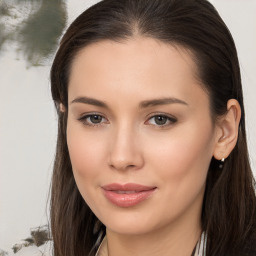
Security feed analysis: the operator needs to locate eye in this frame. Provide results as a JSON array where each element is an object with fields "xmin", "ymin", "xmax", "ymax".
[
  {"xmin": 78, "ymin": 114, "xmax": 108, "ymax": 126},
  {"xmin": 147, "ymin": 114, "xmax": 177, "ymax": 126}
]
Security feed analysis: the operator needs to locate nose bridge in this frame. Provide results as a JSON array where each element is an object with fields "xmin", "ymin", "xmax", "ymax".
[{"xmin": 108, "ymin": 121, "xmax": 144, "ymax": 171}]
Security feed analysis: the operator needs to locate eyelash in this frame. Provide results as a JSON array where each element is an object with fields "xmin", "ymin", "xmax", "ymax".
[
  {"xmin": 78, "ymin": 113, "xmax": 108, "ymax": 127},
  {"xmin": 78, "ymin": 113, "xmax": 177, "ymax": 128},
  {"xmin": 146, "ymin": 113, "xmax": 177, "ymax": 127}
]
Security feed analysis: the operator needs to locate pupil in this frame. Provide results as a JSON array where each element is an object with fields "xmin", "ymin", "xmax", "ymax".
[
  {"xmin": 155, "ymin": 116, "xmax": 167, "ymax": 125},
  {"xmin": 91, "ymin": 115, "xmax": 102, "ymax": 123}
]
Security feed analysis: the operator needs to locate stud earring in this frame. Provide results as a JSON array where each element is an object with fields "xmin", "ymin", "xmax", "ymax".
[{"xmin": 219, "ymin": 158, "xmax": 225, "ymax": 168}]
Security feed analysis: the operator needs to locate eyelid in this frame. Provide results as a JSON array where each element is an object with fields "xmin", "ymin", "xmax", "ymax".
[
  {"xmin": 78, "ymin": 112, "xmax": 109, "ymax": 126},
  {"xmin": 78, "ymin": 111, "xmax": 104, "ymax": 119},
  {"xmin": 77, "ymin": 112, "xmax": 177, "ymax": 127},
  {"xmin": 145, "ymin": 112, "xmax": 177, "ymax": 127}
]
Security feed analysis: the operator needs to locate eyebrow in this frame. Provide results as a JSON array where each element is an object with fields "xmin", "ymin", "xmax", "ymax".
[
  {"xmin": 70, "ymin": 96, "xmax": 188, "ymax": 108},
  {"xmin": 139, "ymin": 97, "xmax": 188, "ymax": 108},
  {"xmin": 70, "ymin": 96, "xmax": 108, "ymax": 108}
]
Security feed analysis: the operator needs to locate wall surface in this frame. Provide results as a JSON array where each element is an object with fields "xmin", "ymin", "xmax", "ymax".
[{"xmin": 0, "ymin": 0, "xmax": 255, "ymax": 254}]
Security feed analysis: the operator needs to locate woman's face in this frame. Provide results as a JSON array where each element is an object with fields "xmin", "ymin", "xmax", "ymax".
[{"xmin": 67, "ymin": 38, "xmax": 219, "ymax": 235}]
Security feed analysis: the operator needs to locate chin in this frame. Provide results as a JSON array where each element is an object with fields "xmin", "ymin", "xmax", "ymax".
[
  {"xmin": 107, "ymin": 222, "xmax": 155, "ymax": 236},
  {"xmin": 101, "ymin": 210, "xmax": 164, "ymax": 236}
]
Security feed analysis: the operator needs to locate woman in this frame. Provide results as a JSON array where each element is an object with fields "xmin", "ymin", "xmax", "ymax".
[{"xmin": 50, "ymin": 0, "xmax": 256, "ymax": 255}]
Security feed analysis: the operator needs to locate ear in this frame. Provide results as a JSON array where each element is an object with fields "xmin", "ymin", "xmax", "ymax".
[
  {"xmin": 213, "ymin": 99, "xmax": 241, "ymax": 160},
  {"xmin": 59, "ymin": 103, "xmax": 66, "ymax": 112}
]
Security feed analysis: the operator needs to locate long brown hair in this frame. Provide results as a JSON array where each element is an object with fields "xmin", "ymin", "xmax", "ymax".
[{"xmin": 50, "ymin": 0, "xmax": 256, "ymax": 255}]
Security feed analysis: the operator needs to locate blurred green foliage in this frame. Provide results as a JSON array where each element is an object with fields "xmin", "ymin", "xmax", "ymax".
[{"xmin": 0, "ymin": 0, "xmax": 67, "ymax": 67}]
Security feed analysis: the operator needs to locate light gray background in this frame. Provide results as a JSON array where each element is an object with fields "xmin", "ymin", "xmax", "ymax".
[{"xmin": 0, "ymin": 0, "xmax": 255, "ymax": 253}]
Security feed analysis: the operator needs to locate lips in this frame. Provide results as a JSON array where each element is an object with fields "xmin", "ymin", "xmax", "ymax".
[{"xmin": 101, "ymin": 183, "xmax": 157, "ymax": 207}]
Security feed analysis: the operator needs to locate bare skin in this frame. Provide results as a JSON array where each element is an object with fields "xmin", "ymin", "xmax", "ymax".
[{"xmin": 64, "ymin": 37, "xmax": 241, "ymax": 256}]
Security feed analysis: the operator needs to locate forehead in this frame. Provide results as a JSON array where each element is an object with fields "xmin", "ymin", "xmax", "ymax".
[
  {"xmin": 68, "ymin": 37, "xmax": 207, "ymax": 109},
  {"xmin": 69, "ymin": 37, "xmax": 199, "ymax": 83}
]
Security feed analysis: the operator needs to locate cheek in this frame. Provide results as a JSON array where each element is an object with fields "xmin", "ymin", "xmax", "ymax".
[
  {"xmin": 146, "ymin": 121, "xmax": 215, "ymax": 192},
  {"xmin": 66, "ymin": 121, "xmax": 107, "ymax": 184},
  {"xmin": 139, "ymin": 122, "xmax": 215, "ymax": 224},
  {"xmin": 66, "ymin": 121, "xmax": 110, "ymax": 214}
]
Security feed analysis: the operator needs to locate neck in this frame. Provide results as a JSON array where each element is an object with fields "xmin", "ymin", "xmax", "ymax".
[{"xmin": 106, "ymin": 212, "xmax": 202, "ymax": 256}]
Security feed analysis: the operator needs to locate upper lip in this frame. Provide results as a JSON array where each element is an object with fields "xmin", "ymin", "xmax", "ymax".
[{"xmin": 101, "ymin": 183, "xmax": 156, "ymax": 192}]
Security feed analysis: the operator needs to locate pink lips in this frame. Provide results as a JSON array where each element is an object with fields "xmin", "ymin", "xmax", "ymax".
[{"xmin": 101, "ymin": 183, "xmax": 157, "ymax": 208}]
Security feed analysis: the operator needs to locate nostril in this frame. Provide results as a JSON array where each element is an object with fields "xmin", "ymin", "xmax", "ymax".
[
  {"xmin": 127, "ymin": 164, "xmax": 136, "ymax": 169},
  {"xmin": 109, "ymin": 163, "xmax": 137, "ymax": 171}
]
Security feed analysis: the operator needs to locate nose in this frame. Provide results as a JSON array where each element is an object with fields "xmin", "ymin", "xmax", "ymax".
[{"xmin": 108, "ymin": 125, "xmax": 144, "ymax": 171}]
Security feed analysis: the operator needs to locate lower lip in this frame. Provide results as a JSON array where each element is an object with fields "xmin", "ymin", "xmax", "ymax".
[{"xmin": 102, "ymin": 188, "xmax": 156, "ymax": 208}]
